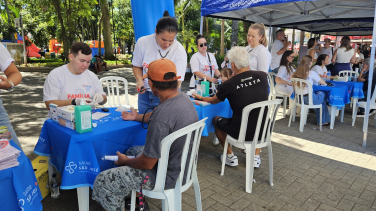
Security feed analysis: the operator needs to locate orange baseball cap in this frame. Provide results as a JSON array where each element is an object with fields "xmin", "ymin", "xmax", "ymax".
[{"xmin": 142, "ymin": 58, "xmax": 181, "ymax": 82}]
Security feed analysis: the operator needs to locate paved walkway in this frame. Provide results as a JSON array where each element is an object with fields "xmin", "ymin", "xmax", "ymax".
[{"xmin": 6, "ymin": 67, "xmax": 376, "ymax": 211}]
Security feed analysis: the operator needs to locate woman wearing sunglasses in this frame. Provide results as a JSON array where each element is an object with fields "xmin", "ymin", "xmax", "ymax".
[
  {"xmin": 132, "ymin": 11, "xmax": 187, "ymax": 114},
  {"xmin": 189, "ymin": 34, "xmax": 221, "ymax": 89},
  {"xmin": 246, "ymin": 23, "xmax": 271, "ymax": 74}
]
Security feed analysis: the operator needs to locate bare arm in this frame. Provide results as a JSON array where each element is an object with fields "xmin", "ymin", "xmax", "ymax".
[
  {"xmin": 318, "ymin": 78, "xmax": 326, "ymax": 86},
  {"xmin": 133, "ymin": 66, "xmax": 145, "ymax": 94},
  {"xmin": 45, "ymin": 99, "xmax": 74, "ymax": 110},
  {"xmin": 193, "ymin": 71, "xmax": 217, "ymax": 83},
  {"xmin": 0, "ymin": 62, "xmax": 22, "ymax": 90},
  {"xmin": 275, "ymin": 76, "xmax": 292, "ymax": 85},
  {"xmin": 115, "ymin": 152, "xmax": 158, "ymax": 170},
  {"xmin": 358, "ymin": 70, "xmax": 367, "ymax": 82},
  {"xmin": 192, "ymin": 93, "xmax": 221, "ymax": 104},
  {"xmin": 350, "ymin": 50, "xmax": 356, "ymax": 64},
  {"xmin": 332, "ymin": 49, "xmax": 337, "ymax": 63},
  {"xmin": 316, "ymin": 45, "xmax": 322, "ymax": 53},
  {"xmin": 121, "ymin": 108, "xmax": 153, "ymax": 123},
  {"xmin": 277, "ymin": 41, "xmax": 291, "ymax": 55}
]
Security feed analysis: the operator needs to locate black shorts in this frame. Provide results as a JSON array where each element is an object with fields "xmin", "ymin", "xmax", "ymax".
[{"xmin": 213, "ymin": 117, "xmax": 239, "ymax": 139}]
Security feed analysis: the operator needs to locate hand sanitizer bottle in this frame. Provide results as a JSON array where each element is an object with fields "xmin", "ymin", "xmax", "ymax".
[
  {"xmin": 201, "ymin": 77, "xmax": 210, "ymax": 97},
  {"xmin": 74, "ymin": 100, "xmax": 92, "ymax": 133}
]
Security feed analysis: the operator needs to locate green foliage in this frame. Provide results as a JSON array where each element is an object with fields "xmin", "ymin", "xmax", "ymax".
[{"xmin": 215, "ymin": 54, "xmax": 225, "ymax": 70}]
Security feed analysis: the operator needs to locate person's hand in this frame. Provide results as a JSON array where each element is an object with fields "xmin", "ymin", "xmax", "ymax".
[
  {"xmin": 76, "ymin": 98, "xmax": 93, "ymax": 105},
  {"xmin": 287, "ymin": 81, "xmax": 292, "ymax": 86},
  {"xmin": 93, "ymin": 93, "xmax": 104, "ymax": 104},
  {"xmin": 208, "ymin": 77, "xmax": 218, "ymax": 83},
  {"xmin": 0, "ymin": 76, "xmax": 12, "ymax": 90},
  {"xmin": 121, "ymin": 108, "xmax": 137, "ymax": 121},
  {"xmin": 286, "ymin": 41, "xmax": 291, "ymax": 46},
  {"xmin": 224, "ymin": 56, "xmax": 228, "ymax": 61},
  {"xmin": 114, "ymin": 151, "xmax": 129, "ymax": 166},
  {"xmin": 136, "ymin": 80, "xmax": 145, "ymax": 94},
  {"xmin": 192, "ymin": 93, "xmax": 203, "ymax": 100}
]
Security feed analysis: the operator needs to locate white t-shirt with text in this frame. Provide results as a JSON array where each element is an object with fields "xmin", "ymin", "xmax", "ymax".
[
  {"xmin": 246, "ymin": 44, "xmax": 271, "ymax": 74},
  {"xmin": 270, "ymin": 40, "xmax": 285, "ymax": 70},
  {"xmin": 312, "ymin": 65, "xmax": 327, "ymax": 77},
  {"xmin": 276, "ymin": 65, "xmax": 295, "ymax": 82},
  {"xmin": 132, "ymin": 34, "xmax": 187, "ymax": 90},
  {"xmin": 189, "ymin": 52, "xmax": 218, "ymax": 87},
  {"xmin": 43, "ymin": 65, "xmax": 105, "ymax": 102}
]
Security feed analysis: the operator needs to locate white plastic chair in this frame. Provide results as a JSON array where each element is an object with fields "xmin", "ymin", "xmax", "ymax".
[
  {"xmin": 99, "ymin": 76, "xmax": 129, "ymax": 107},
  {"xmin": 131, "ymin": 118, "xmax": 207, "ymax": 211},
  {"xmin": 220, "ymin": 99, "xmax": 282, "ymax": 193},
  {"xmin": 289, "ymin": 78, "xmax": 322, "ymax": 132},
  {"xmin": 339, "ymin": 70, "xmax": 359, "ymax": 78},
  {"xmin": 352, "ymin": 84, "xmax": 376, "ymax": 131},
  {"xmin": 268, "ymin": 72, "xmax": 290, "ymax": 117}
]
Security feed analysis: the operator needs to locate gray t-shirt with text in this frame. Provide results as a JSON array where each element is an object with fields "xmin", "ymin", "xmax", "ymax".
[{"xmin": 143, "ymin": 92, "xmax": 198, "ymax": 189}]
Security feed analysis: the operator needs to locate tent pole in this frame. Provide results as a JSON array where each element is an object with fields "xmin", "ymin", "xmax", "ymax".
[
  {"xmin": 362, "ymin": 2, "xmax": 376, "ymax": 147},
  {"xmin": 200, "ymin": 16, "xmax": 204, "ymax": 35}
]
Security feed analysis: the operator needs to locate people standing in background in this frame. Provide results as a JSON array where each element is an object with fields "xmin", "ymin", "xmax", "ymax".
[
  {"xmin": 307, "ymin": 38, "xmax": 321, "ymax": 62},
  {"xmin": 132, "ymin": 11, "xmax": 187, "ymax": 114},
  {"xmin": 331, "ymin": 36, "xmax": 356, "ymax": 76},
  {"xmin": 0, "ymin": 43, "xmax": 23, "ymax": 150},
  {"xmin": 221, "ymin": 55, "xmax": 230, "ymax": 69},
  {"xmin": 318, "ymin": 38, "xmax": 335, "ymax": 71},
  {"xmin": 270, "ymin": 29, "xmax": 291, "ymax": 74},
  {"xmin": 312, "ymin": 54, "xmax": 329, "ymax": 78},
  {"xmin": 362, "ymin": 46, "xmax": 370, "ymax": 59},
  {"xmin": 246, "ymin": 23, "xmax": 271, "ymax": 74},
  {"xmin": 353, "ymin": 48, "xmax": 364, "ymax": 72}
]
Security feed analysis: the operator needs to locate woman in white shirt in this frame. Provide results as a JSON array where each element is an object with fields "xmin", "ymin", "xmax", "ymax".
[
  {"xmin": 246, "ymin": 23, "xmax": 271, "ymax": 74},
  {"xmin": 189, "ymin": 34, "xmax": 221, "ymax": 91},
  {"xmin": 306, "ymin": 38, "xmax": 321, "ymax": 62},
  {"xmin": 331, "ymin": 36, "xmax": 356, "ymax": 76},
  {"xmin": 353, "ymin": 48, "xmax": 364, "ymax": 72},
  {"xmin": 292, "ymin": 55, "xmax": 330, "ymax": 126},
  {"xmin": 312, "ymin": 54, "xmax": 329, "ymax": 78},
  {"xmin": 132, "ymin": 11, "xmax": 187, "ymax": 114}
]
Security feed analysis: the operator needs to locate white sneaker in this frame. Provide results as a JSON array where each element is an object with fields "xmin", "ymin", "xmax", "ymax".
[
  {"xmin": 213, "ymin": 136, "xmax": 220, "ymax": 145},
  {"xmin": 220, "ymin": 154, "xmax": 238, "ymax": 167},
  {"xmin": 254, "ymin": 155, "xmax": 261, "ymax": 168}
]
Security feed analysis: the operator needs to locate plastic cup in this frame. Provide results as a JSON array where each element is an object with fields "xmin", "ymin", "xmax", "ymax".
[
  {"xmin": 353, "ymin": 77, "xmax": 358, "ymax": 82},
  {"xmin": 355, "ymin": 68, "xmax": 359, "ymax": 72}
]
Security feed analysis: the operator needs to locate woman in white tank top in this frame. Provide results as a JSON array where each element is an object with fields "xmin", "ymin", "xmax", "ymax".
[
  {"xmin": 306, "ymin": 38, "xmax": 321, "ymax": 62},
  {"xmin": 331, "ymin": 36, "xmax": 356, "ymax": 76}
]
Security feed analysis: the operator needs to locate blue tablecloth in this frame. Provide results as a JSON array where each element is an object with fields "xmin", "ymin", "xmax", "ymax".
[
  {"xmin": 193, "ymin": 99, "xmax": 232, "ymax": 136},
  {"xmin": 329, "ymin": 80, "xmax": 364, "ymax": 99},
  {"xmin": 33, "ymin": 108, "xmax": 147, "ymax": 189},
  {"xmin": 313, "ymin": 84, "xmax": 350, "ymax": 108},
  {"xmin": 0, "ymin": 140, "xmax": 43, "ymax": 211}
]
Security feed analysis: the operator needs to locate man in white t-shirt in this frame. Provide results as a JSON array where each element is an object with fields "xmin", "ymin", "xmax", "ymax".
[
  {"xmin": 270, "ymin": 29, "xmax": 291, "ymax": 73},
  {"xmin": 43, "ymin": 42, "xmax": 107, "ymax": 110}
]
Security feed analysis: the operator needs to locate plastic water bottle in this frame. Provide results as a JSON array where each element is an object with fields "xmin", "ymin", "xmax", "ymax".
[
  {"xmin": 323, "ymin": 72, "xmax": 327, "ymax": 81},
  {"xmin": 50, "ymin": 174, "xmax": 60, "ymax": 199},
  {"xmin": 326, "ymin": 71, "xmax": 331, "ymax": 81}
]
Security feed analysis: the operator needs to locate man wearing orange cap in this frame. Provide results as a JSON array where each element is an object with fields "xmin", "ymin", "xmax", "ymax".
[{"xmin": 92, "ymin": 58, "xmax": 198, "ymax": 211}]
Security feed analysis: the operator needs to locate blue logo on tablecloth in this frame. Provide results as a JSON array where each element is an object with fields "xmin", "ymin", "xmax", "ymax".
[{"xmin": 65, "ymin": 162, "xmax": 77, "ymax": 174}]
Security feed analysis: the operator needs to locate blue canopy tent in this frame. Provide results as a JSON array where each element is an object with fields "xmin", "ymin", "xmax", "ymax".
[{"xmin": 201, "ymin": 0, "xmax": 376, "ymax": 146}]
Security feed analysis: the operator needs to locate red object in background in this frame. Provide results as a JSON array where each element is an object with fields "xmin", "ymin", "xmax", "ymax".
[{"xmin": 19, "ymin": 36, "xmax": 41, "ymax": 58}]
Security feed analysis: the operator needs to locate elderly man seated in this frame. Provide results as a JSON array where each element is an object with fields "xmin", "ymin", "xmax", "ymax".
[
  {"xmin": 92, "ymin": 58, "xmax": 198, "ymax": 211},
  {"xmin": 192, "ymin": 46, "xmax": 268, "ymax": 168}
]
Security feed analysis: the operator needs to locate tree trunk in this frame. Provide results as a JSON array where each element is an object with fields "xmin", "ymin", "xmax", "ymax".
[
  {"xmin": 243, "ymin": 21, "xmax": 251, "ymax": 46},
  {"xmin": 205, "ymin": 17, "xmax": 209, "ymax": 36},
  {"xmin": 292, "ymin": 29, "xmax": 295, "ymax": 52},
  {"xmin": 98, "ymin": 15, "xmax": 103, "ymax": 55},
  {"xmin": 52, "ymin": 0, "xmax": 69, "ymax": 60},
  {"xmin": 99, "ymin": 0, "xmax": 114, "ymax": 60},
  {"xmin": 4, "ymin": 0, "xmax": 15, "ymax": 43},
  {"xmin": 220, "ymin": 19, "xmax": 224, "ymax": 56},
  {"xmin": 231, "ymin": 20, "xmax": 238, "ymax": 46},
  {"xmin": 300, "ymin": 30, "xmax": 305, "ymax": 47}
]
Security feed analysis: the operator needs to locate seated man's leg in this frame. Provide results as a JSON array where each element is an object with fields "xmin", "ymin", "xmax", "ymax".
[
  {"xmin": 212, "ymin": 116, "xmax": 232, "ymax": 154},
  {"xmin": 103, "ymin": 62, "xmax": 108, "ymax": 71},
  {"xmin": 98, "ymin": 63, "xmax": 103, "ymax": 74},
  {"xmin": 212, "ymin": 116, "xmax": 238, "ymax": 166}
]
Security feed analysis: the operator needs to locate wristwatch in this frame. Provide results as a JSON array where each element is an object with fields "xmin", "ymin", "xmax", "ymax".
[
  {"xmin": 71, "ymin": 98, "xmax": 76, "ymax": 105},
  {"xmin": 6, "ymin": 81, "xmax": 14, "ymax": 91}
]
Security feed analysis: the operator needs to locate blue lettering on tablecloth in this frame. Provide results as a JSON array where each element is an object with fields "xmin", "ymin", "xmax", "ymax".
[
  {"xmin": 19, "ymin": 185, "xmax": 39, "ymax": 210},
  {"xmin": 329, "ymin": 95, "xmax": 343, "ymax": 101},
  {"xmin": 92, "ymin": 116, "xmax": 122, "ymax": 125}
]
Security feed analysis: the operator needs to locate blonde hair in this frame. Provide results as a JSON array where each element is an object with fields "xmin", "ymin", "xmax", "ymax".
[
  {"xmin": 250, "ymin": 23, "xmax": 268, "ymax": 47},
  {"xmin": 292, "ymin": 55, "xmax": 312, "ymax": 80}
]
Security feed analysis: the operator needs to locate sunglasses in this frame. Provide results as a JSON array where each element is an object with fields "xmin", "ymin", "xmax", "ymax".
[{"xmin": 199, "ymin": 43, "xmax": 208, "ymax": 47}]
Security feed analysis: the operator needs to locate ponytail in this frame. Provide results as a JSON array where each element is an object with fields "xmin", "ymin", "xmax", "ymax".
[{"xmin": 250, "ymin": 23, "xmax": 268, "ymax": 47}]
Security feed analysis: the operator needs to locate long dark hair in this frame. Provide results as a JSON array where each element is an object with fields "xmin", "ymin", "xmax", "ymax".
[
  {"xmin": 307, "ymin": 38, "xmax": 316, "ymax": 49},
  {"xmin": 280, "ymin": 50, "xmax": 294, "ymax": 75},
  {"xmin": 156, "ymin": 11, "xmax": 178, "ymax": 34},
  {"xmin": 315, "ymin": 54, "xmax": 328, "ymax": 67},
  {"xmin": 195, "ymin": 34, "xmax": 205, "ymax": 45}
]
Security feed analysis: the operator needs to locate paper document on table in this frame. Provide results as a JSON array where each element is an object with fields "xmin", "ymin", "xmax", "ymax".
[
  {"xmin": 192, "ymin": 100, "xmax": 211, "ymax": 106},
  {"xmin": 0, "ymin": 139, "xmax": 20, "ymax": 171},
  {"xmin": 92, "ymin": 112, "xmax": 111, "ymax": 120}
]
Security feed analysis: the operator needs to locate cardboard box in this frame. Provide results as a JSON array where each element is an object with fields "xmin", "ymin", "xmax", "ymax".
[
  {"xmin": 58, "ymin": 117, "xmax": 76, "ymax": 130},
  {"xmin": 31, "ymin": 156, "xmax": 50, "ymax": 199},
  {"xmin": 49, "ymin": 103, "xmax": 59, "ymax": 123},
  {"xmin": 57, "ymin": 105, "xmax": 75, "ymax": 122}
]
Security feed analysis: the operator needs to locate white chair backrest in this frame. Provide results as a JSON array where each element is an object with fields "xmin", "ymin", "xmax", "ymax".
[
  {"xmin": 152, "ymin": 118, "xmax": 207, "ymax": 193},
  {"xmin": 339, "ymin": 70, "xmax": 359, "ymax": 77},
  {"xmin": 267, "ymin": 72, "xmax": 277, "ymax": 98},
  {"xmin": 290, "ymin": 78, "xmax": 314, "ymax": 106},
  {"xmin": 99, "ymin": 76, "xmax": 129, "ymax": 107},
  {"xmin": 234, "ymin": 99, "xmax": 281, "ymax": 147}
]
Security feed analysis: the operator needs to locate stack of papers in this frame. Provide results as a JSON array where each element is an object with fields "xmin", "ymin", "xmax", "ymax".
[
  {"xmin": 192, "ymin": 100, "xmax": 211, "ymax": 106},
  {"xmin": 0, "ymin": 139, "xmax": 21, "ymax": 171}
]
